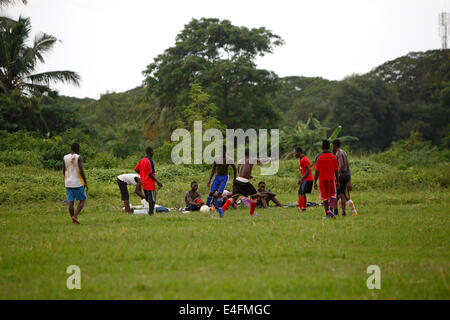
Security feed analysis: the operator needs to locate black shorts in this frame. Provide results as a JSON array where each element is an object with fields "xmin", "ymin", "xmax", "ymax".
[
  {"xmin": 337, "ymin": 171, "xmax": 350, "ymax": 198},
  {"xmin": 117, "ymin": 178, "xmax": 130, "ymax": 201},
  {"xmin": 298, "ymin": 180, "xmax": 313, "ymax": 196},
  {"xmin": 232, "ymin": 179, "xmax": 258, "ymax": 197},
  {"xmin": 144, "ymin": 190, "xmax": 156, "ymax": 203}
]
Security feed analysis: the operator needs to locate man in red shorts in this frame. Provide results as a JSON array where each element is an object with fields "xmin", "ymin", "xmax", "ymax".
[
  {"xmin": 314, "ymin": 140, "xmax": 339, "ymax": 219},
  {"xmin": 294, "ymin": 147, "xmax": 314, "ymax": 213}
]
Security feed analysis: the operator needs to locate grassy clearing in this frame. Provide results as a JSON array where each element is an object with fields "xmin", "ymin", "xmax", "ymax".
[{"xmin": 0, "ymin": 182, "xmax": 449, "ymax": 299}]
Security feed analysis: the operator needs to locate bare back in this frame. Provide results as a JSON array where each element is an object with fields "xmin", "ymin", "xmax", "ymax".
[
  {"xmin": 237, "ymin": 157, "xmax": 257, "ymax": 179},
  {"xmin": 214, "ymin": 155, "xmax": 235, "ymax": 176},
  {"xmin": 336, "ymin": 149, "xmax": 350, "ymax": 173}
]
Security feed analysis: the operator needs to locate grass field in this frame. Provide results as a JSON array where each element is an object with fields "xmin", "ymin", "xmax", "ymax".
[{"xmin": 1, "ymin": 183, "xmax": 449, "ymax": 299}]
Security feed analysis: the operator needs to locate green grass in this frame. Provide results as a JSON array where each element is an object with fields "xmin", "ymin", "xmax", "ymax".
[{"xmin": 1, "ymin": 184, "xmax": 449, "ymax": 299}]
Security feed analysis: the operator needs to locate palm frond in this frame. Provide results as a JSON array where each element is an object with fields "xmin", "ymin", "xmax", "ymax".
[
  {"xmin": 20, "ymin": 82, "xmax": 50, "ymax": 95},
  {"xmin": 32, "ymin": 32, "xmax": 58, "ymax": 63},
  {"xmin": 0, "ymin": 0, "xmax": 27, "ymax": 8},
  {"xmin": 27, "ymin": 70, "xmax": 81, "ymax": 87}
]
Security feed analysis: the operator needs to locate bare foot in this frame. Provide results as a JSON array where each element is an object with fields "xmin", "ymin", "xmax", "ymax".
[{"xmin": 71, "ymin": 216, "xmax": 80, "ymax": 224}]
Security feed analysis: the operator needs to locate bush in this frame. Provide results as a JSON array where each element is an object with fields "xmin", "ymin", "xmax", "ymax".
[
  {"xmin": 370, "ymin": 132, "xmax": 450, "ymax": 167},
  {"xmin": 0, "ymin": 150, "xmax": 43, "ymax": 168},
  {"xmin": 87, "ymin": 152, "xmax": 120, "ymax": 169}
]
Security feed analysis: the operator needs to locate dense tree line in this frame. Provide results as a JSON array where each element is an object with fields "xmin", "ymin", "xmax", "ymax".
[{"xmin": 1, "ymin": 10, "xmax": 448, "ymax": 157}]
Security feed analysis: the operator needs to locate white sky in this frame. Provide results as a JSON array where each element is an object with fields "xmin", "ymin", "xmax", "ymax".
[{"xmin": 3, "ymin": 0, "xmax": 450, "ymax": 99}]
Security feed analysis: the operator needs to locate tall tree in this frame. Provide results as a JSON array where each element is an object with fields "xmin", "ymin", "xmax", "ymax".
[
  {"xmin": 143, "ymin": 18, "xmax": 284, "ymax": 131},
  {"xmin": 0, "ymin": 16, "xmax": 80, "ymax": 96},
  {"xmin": 331, "ymin": 75, "xmax": 400, "ymax": 151}
]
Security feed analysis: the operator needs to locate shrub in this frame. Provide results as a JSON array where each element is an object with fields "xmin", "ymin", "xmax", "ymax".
[{"xmin": 0, "ymin": 150, "xmax": 43, "ymax": 168}]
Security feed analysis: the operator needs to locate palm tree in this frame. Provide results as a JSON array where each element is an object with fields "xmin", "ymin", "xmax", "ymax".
[
  {"xmin": 0, "ymin": 16, "xmax": 80, "ymax": 96},
  {"xmin": 0, "ymin": 0, "xmax": 27, "ymax": 8}
]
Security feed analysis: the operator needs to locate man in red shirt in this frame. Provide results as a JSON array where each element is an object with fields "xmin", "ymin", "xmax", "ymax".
[
  {"xmin": 294, "ymin": 147, "xmax": 314, "ymax": 212},
  {"xmin": 134, "ymin": 146, "xmax": 163, "ymax": 215},
  {"xmin": 314, "ymin": 140, "xmax": 339, "ymax": 219}
]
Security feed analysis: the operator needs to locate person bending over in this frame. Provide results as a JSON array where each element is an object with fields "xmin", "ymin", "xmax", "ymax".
[{"xmin": 117, "ymin": 173, "xmax": 145, "ymax": 214}]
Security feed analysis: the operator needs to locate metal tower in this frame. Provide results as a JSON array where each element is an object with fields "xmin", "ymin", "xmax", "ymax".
[{"xmin": 439, "ymin": 12, "xmax": 450, "ymax": 49}]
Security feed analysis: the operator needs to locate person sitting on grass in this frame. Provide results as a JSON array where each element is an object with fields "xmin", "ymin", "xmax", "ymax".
[
  {"xmin": 117, "ymin": 173, "xmax": 146, "ymax": 214},
  {"xmin": 185, "ymin": 181, "xmax": 204, "ymax": 211},
  {"xmin": 256, "ymin": 181, "xmax": 282, "ymax": 208}
]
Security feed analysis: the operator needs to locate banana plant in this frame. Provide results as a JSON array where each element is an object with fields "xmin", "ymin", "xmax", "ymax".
[{"xmin": 281, "ymin": 114, "xmax": 358, "ymax": 157}]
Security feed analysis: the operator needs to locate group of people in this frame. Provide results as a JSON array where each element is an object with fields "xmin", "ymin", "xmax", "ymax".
[
  {"xmin": 295, "ymin": 139, "xmax": 358, "ymax": 218},
  {"xmin": 62, "ymin": 140, "xmax": 358, "ymax": 224}
]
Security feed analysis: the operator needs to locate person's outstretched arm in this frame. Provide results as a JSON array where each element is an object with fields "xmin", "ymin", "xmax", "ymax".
[{"xmin": 314, "ymin": 170, "xmax": 319, "ymax": 190}]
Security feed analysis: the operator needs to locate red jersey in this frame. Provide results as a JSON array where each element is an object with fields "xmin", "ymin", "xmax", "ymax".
[
  {"xmin": 300, "ymin": 156, "xmax": 314, "ymax": 181},
  {"xmin": 314, "ymin": 151, "xmax": 338, "ymax": 181},
  {"xmin": 134, "ymin": 156, "xmax": 156, "ymax": 191}
]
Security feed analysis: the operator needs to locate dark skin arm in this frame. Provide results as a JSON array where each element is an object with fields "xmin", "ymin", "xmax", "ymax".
[
  {"xmin": 335, "ymin": 170, "xmax": 340, "ymax": 189},
  {"xmin": 186, "ymin": 194, "xmax": 202, "ymax": 206},
  {"xmin": 207, "ymin": 162, "xmax": 217, "ymax": 187},
  {"xmin": 314, "ymin": 170, "xmax": 319, "ymax": 189},
  {"xmin": 149, "ymin": 172, "xmax": 162, "ymax": 188},
  {"xmin": 78, "ymin": 156, "xmax": 88, "ymax": 191},
  {"xmin": 347, "ymin": 165, "xmax": 352, "ymax": 191},
  {"xmin": 134, "ymin": 178, "xmax": 145, "ymax": 199},
  {"xmin": 298, "ymin": 166, "xmax": 311, "ymax": 185},
  {"xmin": 231, "ymin": 163, "xmax": 237, "ymax": 181},
  {"xmin": 62, "ymin": 161, "xmax": 65, "ymax": 176},
  {"xmin": 193, "ymin": 196, "xmax": 204, "ymax": 206}
]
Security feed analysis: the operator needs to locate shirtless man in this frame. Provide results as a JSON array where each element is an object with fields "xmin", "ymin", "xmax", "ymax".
[
  {"xmin": 332, "ymin": 139, "xmax": 358, "ymax": 216},
  {"xmin": 222, "ymin": 149, "xmax": 272, "ymax": 217},
  {"xmin": 206, "ymin": 145, "xmax": 237, "ymax": 217},
  {"xmin": 257, "ymin": 181, "xmax": 282, "ymax": 208}
]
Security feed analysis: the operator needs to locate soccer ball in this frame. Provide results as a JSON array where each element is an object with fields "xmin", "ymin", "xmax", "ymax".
[{"xmin": 200, "ymin": 205, "xmax": 210, "ymax": 213}]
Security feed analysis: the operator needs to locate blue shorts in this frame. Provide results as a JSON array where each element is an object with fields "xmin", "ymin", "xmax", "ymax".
[
  {"xmin": 66, "ymin": 187, "xmax": 87, "ymax": 202},
  {"xmin": 210, "ymin": 174, "xmax": 229, "ymax": 194}
]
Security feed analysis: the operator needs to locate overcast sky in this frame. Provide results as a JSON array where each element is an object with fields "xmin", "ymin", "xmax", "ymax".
[{"xmin": 3, "ymin": 0, "xmax": 450, "ymax": 99}]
